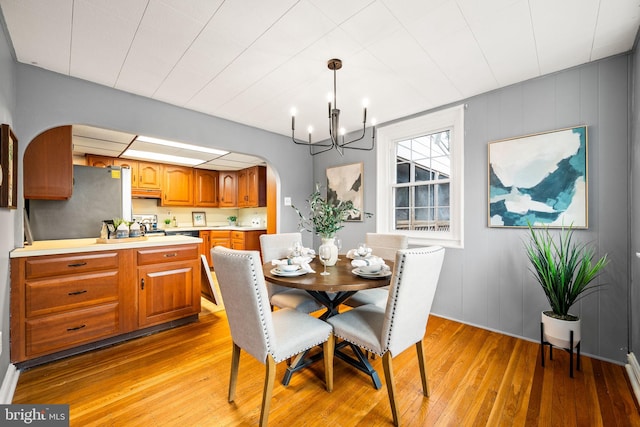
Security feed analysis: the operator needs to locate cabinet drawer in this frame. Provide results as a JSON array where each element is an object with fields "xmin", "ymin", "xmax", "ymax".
[
  {"xmin": 230, "ymin": 231, "xmax": 245, "ymax": 240},
  {"xmin": 210, "ymin": 231, "xmax": 230, "ymax": 239},
  {"xmin": 136, "ymin": 244, "xmax": 199, "ymax": 265},
  {"xmin": 26, "ymin": 303, "xmax": 119, "ymax": 357},
  {"xmin": 211, "ymin": 238, "xmax": 230, "ymax": 248},
  {"xmin": 25, "ymin": 252, "xmax": 119, "ymax": 279},
  {"xmin": 26, "ymin": 271, "xmax": 119, "ymax": 317}
]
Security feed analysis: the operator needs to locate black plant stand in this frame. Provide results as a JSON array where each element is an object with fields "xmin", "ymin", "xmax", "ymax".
[{"xmin": 540, "ymin": 322, "xmax": 581, "ymax": 378}]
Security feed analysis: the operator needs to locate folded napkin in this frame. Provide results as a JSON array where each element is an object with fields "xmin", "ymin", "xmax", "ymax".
[
  {"xmin": 346, "ymin": 248, "xmax": 373, "ymax": 259},
  {"xmin": 351, "ymin": 256, "xmax": 388, "ymax": 269},
  {"xmin": 272, "ymin": 256, "xmax": 315, "ymax": 273}
]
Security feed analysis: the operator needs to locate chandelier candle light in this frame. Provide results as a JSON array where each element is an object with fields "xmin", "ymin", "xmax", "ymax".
[{"xmin": 291, "ymin": 58, "xmax": 376, "ymax": 156}]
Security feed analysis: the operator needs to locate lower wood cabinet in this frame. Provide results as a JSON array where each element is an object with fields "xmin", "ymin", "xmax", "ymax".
[
  {"xmin": 136, "ymin": 245, "xmax": 201, "ymax": 328},
  {"xmin": 10, "ymin": 244, "xmax": 201, "ymax": 365}
]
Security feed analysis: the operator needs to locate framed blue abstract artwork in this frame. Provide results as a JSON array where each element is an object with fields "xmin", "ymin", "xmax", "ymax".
[{"xmin": 488, "ymin": 126, "xmax": 588, "ymax": 228}]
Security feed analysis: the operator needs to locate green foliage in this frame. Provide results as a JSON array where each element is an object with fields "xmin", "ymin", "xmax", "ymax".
[
  {"xmin": 525, "ymin": 223, "xmax": 608, "ymax": 319},
  {"xmin": 227, "ymin": 216, "xmax": 237, "ymax": 222},
  {"xmin": 292, "ymin": 184, "xmax": 372, "ymax": 238}
]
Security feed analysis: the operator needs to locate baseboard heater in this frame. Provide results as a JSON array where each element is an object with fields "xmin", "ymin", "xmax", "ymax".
[{"xmin": 626, "ymin": 352, "xmax": 640, "ymax": 405}]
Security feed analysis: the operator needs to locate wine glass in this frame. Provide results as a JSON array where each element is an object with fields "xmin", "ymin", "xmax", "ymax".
[
  {"xmin": 335, "ymin": 237, "xmax": 343, "ymax": 261},
  {"xmin": 319, "ymin": 244, "xmax": 331, "ymax": 276}
]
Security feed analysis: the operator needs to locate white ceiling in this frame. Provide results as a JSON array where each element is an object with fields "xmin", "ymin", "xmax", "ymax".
[{"xmin": 2, "ymin": 0, "xmax": 639, "ymax": 150}]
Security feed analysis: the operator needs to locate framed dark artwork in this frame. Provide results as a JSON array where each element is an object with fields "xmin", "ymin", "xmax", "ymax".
[
  {"xmin": 488, "ymin": 125, "xmax": 588, "ymax": 228},
  {"xmin": 326, "ymin": 162, "xmax": 364, "ymax": 221},
  {"xmin": 0, "ymin": 124, "xmax": 18, "ymax": 209}
]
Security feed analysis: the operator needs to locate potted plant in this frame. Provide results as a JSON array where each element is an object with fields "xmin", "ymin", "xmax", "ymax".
[
  {"xmin": 525, "ymin": 223, "xmax": 608, "ymax": 350},
  {"xmin": 227, "ymin": 216, "xmax": 237, "ymax": 226},
  {"xmin": 292, "ymin": 184, "xmax": 370, "ymax": 266}
]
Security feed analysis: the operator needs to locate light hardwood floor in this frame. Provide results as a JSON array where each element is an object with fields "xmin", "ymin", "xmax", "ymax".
[{"xmin": 12, "ymin": 299, "xmax": 640, "ymax": 426}]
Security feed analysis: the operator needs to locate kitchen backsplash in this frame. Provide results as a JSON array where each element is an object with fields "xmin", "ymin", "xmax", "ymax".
[{"xmin": 132, "ymin": 198, "xmax": 267, "ymax": 228}]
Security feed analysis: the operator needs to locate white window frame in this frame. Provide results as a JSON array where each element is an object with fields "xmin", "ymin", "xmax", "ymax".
[{"xmin": 376, "ymin": 104, "xmax": 464, "ymax": 248}]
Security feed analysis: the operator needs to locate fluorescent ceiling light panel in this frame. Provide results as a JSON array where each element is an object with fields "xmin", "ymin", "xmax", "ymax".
[
  {"xmin": 135, "ymin": 135, "xmax": 228, "ymax": 155},
  {"xmin": 123, "ymin": 149, "xmax": 204, "ymax": 166}
]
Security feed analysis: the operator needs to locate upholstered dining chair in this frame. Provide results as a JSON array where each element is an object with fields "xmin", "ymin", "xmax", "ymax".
[
  {"xmin": 345, "ymin": 233, "xmax": 409, "ymax": 308},
  {"xmin": 211, "ymin": 246, "xmax": 334, "ymax": 427},
  {"xmin": 259, "ymin": 233, "xmax": 322, "ymax": 313},
  {"xmin": 327, "ymin": 246, "xmax": 445, "ymax": 426}
]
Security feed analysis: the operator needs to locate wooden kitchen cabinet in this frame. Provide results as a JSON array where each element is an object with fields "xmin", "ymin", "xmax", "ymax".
[
  {"xmin": 218, "ymin": 171, "xmax": 237, "ymax": 207},
  {"xmin": 199, "ymin": 231, "xmax": 211, "ymax": 266},
  {"xmin": 24, "ymin": 126, "xmax": 73, "ymax": 200},
  {"xmin": 136, "ymin": 244, "xmax": 201, "ymax": 328},
  {"xmin": 230, "ymin": 230, "xmax": 265, "ymax": 251},
  {"xmin": 194, "ymin": 169, "xmax": 218, "ymax": 207},
  {"xmin": 87, "ymin": 155, "xmax": 162, "ymax": 197},
  {"xmin": 162, "ymin": 165, "xmax": 194, "ymax": 206},
  {"xmin": 10, "ymin": 250, "xmax": 129, "ymax": 363},
  {"xmin": 86, "ymin": 155, "xmax": 114, "ymax": 168},
  {"xmin": 11, "ymin": 243, "xmax": 201, "ymax": 366},
  {"xmin": 238, "ymin": 166, "xmax": 266, "ymax": 207}
]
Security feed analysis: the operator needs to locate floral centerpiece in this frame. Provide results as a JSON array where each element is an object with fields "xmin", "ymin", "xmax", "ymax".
[
  {"xmin": 292, "ymin": 184, "xmax": 368, "ymax": 238},
  {"xmin": 292, "ymin": 184, "xmax": 372, "ymax": 266}
]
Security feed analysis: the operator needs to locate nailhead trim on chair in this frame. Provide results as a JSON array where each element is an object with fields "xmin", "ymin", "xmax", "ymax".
[{"xmin": 222, "ymin": 249, "xmax": 331, "ymax": 363}]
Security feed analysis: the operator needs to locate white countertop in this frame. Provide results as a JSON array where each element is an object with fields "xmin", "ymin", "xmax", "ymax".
[{"xmin": 10, "ymin": 235, "xmax": 203, "ymax": 258}]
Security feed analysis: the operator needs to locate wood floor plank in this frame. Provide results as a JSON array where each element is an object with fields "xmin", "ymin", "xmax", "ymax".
[{"xmin": 12, "ymin": 300, "xmax": 640, "ymax": 427}]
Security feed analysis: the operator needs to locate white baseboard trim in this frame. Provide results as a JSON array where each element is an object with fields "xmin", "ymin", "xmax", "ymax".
[
  {"xmin": 0, "ymin": 364, "xmax": 19, "ymax": 404},
  {"xmin": 626, "ymin": 352, "xmax": 640, "ymax": 406}
]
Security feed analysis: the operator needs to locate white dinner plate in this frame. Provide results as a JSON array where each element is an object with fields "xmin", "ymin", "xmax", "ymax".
[
  {"xmin": 271, "ymin": 268, "xmax": 307, "ymax": 277},
  {"xmin": 352, "ymin": 268, "xmax": 392, "ymax": 279}
]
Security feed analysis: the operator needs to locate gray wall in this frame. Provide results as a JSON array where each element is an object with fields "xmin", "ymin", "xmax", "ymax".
[
  {"xmin": 13, "ymin": 64, "xmax": 315, "ymax": 246},
  {"xmin": 0, "ymin": 15, "xmax": 16, "ymax": 386},
  {"xmin": 314, "ymin": 55, "xmax": 631, "ymax": 363},
  {"xmin": 3, "ymin": 26, "xmax": 635, "ymax": 365},
  {"xmin": 631, "ymin": 38, "xmax": 640, "ymax": 357}
]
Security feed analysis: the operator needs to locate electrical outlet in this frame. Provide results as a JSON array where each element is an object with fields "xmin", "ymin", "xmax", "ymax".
[{"xmin": 284, "ymin": 197, "xmax": 292, "ymax": 206}]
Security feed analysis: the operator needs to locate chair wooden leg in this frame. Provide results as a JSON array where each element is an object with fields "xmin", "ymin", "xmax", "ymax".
[
  {"xmin": 382, "ymin": 352, "xmax": 400, "ymax": 426},
  {"xmin": 415, "ymin": 340, "xmax": 430, "ymax": 397},
  {"xmin": 260, "ymin": 355, "xmax": 277, "ymax": 427},
  {"xmin": 228, "ymin": 342, "xmax": 241, "ymax": 402},
  {"xmin": 323, "ymin": 333, "xmax": 334, "ymax": 392}
]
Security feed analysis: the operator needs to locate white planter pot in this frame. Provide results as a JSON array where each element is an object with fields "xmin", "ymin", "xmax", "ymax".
[
  {"xmin": 541, "ymin": 311, "xmax": 581, "ymax": 349},
  {"xmin": 319, "ymin": 237, "xmax": 338, "ymax": 266}
]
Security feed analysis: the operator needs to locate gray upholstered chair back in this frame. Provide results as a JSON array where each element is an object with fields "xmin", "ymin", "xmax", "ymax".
[
  {"xmin": 211, "ymin": 246, "xmax": 275, "ymax": 364},
  {"xmin": 259, "ymin": 232, "xmax": 303, "ymax": 298},
  {"xmin": 365, "ymin": 233, "xmax": 409, "ymax": 261},
  {"xmin": 260, "ymin": 232, "xmax": 302, "ymax": 262},
  {"xmin": 382, "ymin": 246, "xmax": 445, "ymax": 356}
]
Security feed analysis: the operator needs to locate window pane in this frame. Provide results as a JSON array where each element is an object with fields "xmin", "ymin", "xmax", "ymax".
[
  {"xmin": 396, "ymin": 162, "xmax": 410, "ymax": 184},
  {"xmin": 395, "ymin": 187, "xmax": 409, "ymax": 208}
]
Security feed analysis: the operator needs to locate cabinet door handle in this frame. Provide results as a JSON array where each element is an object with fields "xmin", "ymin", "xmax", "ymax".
[
  {"xmin": 164, "ymin": 253, "xmax": 177, "ymax": 258},
  {"xmin": 67, "ymin": 262, "xmax": 87, "ymax": 267},
  {"xmin": 68, "ymin": 290, "xmax": 87, "ymax": 296},
  {"xmin": 141, "ymin": 278, "xmax": 145, "ymax": 290},
  {"xmin": 67, "ymin": 325, "xmax": 86, "ymax": 332}
]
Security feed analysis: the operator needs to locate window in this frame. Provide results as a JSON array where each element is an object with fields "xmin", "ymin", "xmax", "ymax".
[{"xmin": 376, "ymin": 105, "xmax": 464, "ymax": 248}]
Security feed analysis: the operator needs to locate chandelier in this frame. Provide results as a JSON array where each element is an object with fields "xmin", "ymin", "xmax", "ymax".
[{"xmin": 291, "ymin": 58, "xmax": 376, "ymax": 156}]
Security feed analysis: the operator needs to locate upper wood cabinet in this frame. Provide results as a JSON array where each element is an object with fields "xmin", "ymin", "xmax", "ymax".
[
  {"xmin": 238, "ymin": 166, "xmax": 266, "ymax": 207},
  {"xmin": 218, "ymin": 171, "xmax": 237, "ymax": 208},
  {"xmin": 194, "ymin": 169, "xmax": 218, "ymax": 207},
  {"xmin": 86, "ymin": 155, "xmax": 113, "ymax": 169},
  {"xmin": 162, "ymin": 165, "xmax": 194, "ymax": 206},
  {"xmin": 87, "ymin": 156, "xmax": 162, "ymax": 195},
  {"xmin": 24, "ymin": 126, "xmax": 73, "ymax": 200}
]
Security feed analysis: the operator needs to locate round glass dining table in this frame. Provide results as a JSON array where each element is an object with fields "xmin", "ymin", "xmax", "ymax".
[{"xmin": 262, "ymin": 256, "xmax": 393, "ymax": 389}]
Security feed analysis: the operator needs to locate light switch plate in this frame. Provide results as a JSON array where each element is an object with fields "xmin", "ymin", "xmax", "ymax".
[{"xmin": 284, "ymin": 197, "xmax": 292, "ymax": 206}]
